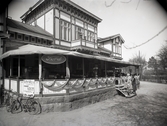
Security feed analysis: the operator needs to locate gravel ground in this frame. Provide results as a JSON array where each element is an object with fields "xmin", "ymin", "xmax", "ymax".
[{"xmin": 0, "ymin": 81, "xmax": 167, "ymax": 126}]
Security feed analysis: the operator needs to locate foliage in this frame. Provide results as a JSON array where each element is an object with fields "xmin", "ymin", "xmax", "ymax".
[
  {"xmin": 148, "ymin": 56, "xmax": 158, "ymax": 70},
  {"xmin": 129, "ymin": 52, "xmax": 147, "ymax": 78},
  {"xmin": 157, "ymin": 44, "xmax": 167, "ymax": 70}
]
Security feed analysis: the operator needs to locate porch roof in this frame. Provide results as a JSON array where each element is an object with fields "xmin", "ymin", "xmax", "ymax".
[{"xmin": 0, "ymin": 44, "xmax": 139, "ymax": 67}]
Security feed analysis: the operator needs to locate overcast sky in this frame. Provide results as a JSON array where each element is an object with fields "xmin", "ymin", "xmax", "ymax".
[{"xmin": 8, "ymin": 0, "xmax": 167, "ymax": 61}]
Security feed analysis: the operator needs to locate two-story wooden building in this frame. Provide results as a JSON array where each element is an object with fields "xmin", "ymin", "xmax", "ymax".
[{"xmin": 0, "ymin": 0, "xmax": 140, "ymax": 112}]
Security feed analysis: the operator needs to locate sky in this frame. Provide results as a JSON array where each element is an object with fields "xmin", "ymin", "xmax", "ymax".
[{"xmin": 7, "ymin": 0, "xmax": 167, "ymax": 61}]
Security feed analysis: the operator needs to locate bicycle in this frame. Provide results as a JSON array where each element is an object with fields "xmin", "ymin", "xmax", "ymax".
[
  {"xmin": 11, "ymin": 93, "xmax": 41, "ymax": 115},
  {"xmin": 3, "ymin": 89, "xmax": 25, "ymax": 114},
  {"xmin": 3, "ymin": 89, "xmax": 16, "ymax": 112}
]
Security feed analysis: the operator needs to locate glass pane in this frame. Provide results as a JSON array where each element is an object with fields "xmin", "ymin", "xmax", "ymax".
[
  {"xmin": 60, "ymin": 11, "xmax": 70, "ymax": 22},
  {"xmin": 45, "ymin": 9, "xmax": 53, "ymax": 34},
  {"xmin": 37, "ymin": 15, "xmax": 44, "ymax": 29},
  {"xmin": 55, "ymin": 9, "xmax": 59, "ymax": 17},
  {"xmin": 72, "ymin": 25, "xmax": 75, "ymax": 40},
  {"xmin": 72, "ymin": 17, "xmax": 75, "ymax": 24},
  {"xmin": 88, "ymin": 24, "xmax": 94, "ymax": 32},
  {"xmin": 76, "ymin": 19, "xmax": 84, "ymax": 27},
  {"xmin": 55, "ymin": 18, "xmax": 59, "ymax": 39}
]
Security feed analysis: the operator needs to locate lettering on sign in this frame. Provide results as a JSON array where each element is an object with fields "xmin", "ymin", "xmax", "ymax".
[
  {"xmin": 21, "ymin": 80, "xmax": 35, "ymax": 95},
  {"xmin": 41, "ymin": 55, "xmax": 66, "ymax": 64}
]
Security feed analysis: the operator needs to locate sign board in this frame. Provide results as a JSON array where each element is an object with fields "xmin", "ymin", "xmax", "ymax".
[
  {"xmin": 22, "ymin": 80, "xmax": 35, "ymax": 96},
  {"xmin": 41, "ymin": 55, "xmax": 66, "ymax": 64}
]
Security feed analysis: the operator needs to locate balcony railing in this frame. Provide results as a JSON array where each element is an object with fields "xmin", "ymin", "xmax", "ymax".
[{"xmin": 71, "ymin": 38, "xmax": 98, "ymax": 49}]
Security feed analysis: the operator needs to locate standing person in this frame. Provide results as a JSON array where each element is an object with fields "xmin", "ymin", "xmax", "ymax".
[
  {"xmin": 126, "ymin": 73, "xmax": 132, "ymax": 95},
  {"xmin": 132, "ymin": 74, "xmax": 137, "ymax": 94}
]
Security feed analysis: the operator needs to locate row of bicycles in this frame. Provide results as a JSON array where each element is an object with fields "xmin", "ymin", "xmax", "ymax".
[{"xmin": 3, "ymin": 89, "xmax": 41, "ymax": 115}]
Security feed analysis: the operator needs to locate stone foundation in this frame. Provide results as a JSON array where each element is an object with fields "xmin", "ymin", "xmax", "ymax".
[{"xmin": 38, "ymin": 87, "xmax": 117, "ymax": 113}]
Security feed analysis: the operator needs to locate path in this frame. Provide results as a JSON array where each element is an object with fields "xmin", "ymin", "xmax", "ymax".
[{"xmin": 0, "ymin": 81, "xmax": 167, "ymax": 126}]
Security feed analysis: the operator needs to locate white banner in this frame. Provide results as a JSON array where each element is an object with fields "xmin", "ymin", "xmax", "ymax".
[{"xmin": 21, "ymin": 80, "xmax": 35, "ymax": 96}]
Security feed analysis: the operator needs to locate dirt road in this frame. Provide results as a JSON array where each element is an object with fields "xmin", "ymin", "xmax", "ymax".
[{"xmin": 0, "ymin": 81, "xmax": 167, "ymax": 126}]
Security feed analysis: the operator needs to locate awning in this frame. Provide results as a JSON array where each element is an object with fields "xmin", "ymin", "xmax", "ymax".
[{"xmin": 0, "ymin": 44, "xmax": 139, "ymax": 67}]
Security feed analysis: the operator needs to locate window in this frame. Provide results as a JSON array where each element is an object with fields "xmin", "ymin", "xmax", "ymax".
[
  {"xmin": 17, "ymin": 34, "xmax": 22, "ymax": 40},
  {"xmin": 76, "ymin": 19, "xmax": 84, "ymax": 27},
  {"xmin": 55, "ymin": 9, "xmax": 59, "ymax": 17},
  {"xmin": 45, "ymin": 9, "xmax": 53, "ymax": 34},
  {"xmin": 37, "ymin": 15, "xmax": 44, "ymax": 29},
  {"xmin": 60, "ymin": 11, "xmax": 70, "ymax": 22},
  {"xmin": 31, "ymin": 37, "xmax": 36, "ymax": 42},
  {"xmin": 88, "ymin": 24, "xmax": 94, "ymax": 32},
  {"xmin": 24, "ymin": 35, "xmax": 29, "ymax": 41},
  {"xmin": 60, "ymin": 20, "xmax": 71, "ymax": 41},
  {"xmin": 55, "ymin": 18, "xmax": 59, "ymax": 39},
  {"xmin": 72, "ymin": 17, "xmax": 75, "ymax": 24},
  {"xmin": 76, "ymin": 26, "xmax": 84, "ymax": 40},
  {"xmin": 87, "ymin": 31, "xmax": 94, "ymax": 42}
]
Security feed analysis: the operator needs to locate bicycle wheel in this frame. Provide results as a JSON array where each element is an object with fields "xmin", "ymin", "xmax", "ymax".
[
  {"xmin": 6, "ymin": 100, "xmax": 11, "ymax": 112},
  {"xmin": 11, "ymin": 99, "xmax": 21, "ymax": 114},
  {"xmin": 27, "ymin": 99, "xmax": 41, "ymax": 115},
  {"xmin": 6, "ymin": 97, "xmax": 13, "ymax": 112}
]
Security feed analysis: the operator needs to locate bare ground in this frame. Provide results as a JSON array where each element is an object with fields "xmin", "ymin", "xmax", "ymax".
[{"xmin": 0, "ymin": 81, "xmax": 167, "ymax": 126}]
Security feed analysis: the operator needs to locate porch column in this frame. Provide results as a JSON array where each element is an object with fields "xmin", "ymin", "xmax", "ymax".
[
  {"xmin": 18, "ymin": 56, "xmax": 20, "ymax": 77},
  {"xmin": 9, "ymin": 57, "xmax": 12, "ymax": 90},
  {"xmin": 39, "ymin": 54, "xmax": 43, "ymax": 96},
  {"xmin": 17, "ymin": 56, "xmax": 20, "ymax": 94},
  {"xmin": 82, "ymin": 58, "xmax": 85, "ymax": 78},
  {"xmin": 65, "ymin": 56, "xmax": 70, "ymax": 79},
  {"xmin": 65, "ymin": 56, "xmax": 70, "ymax": 95},
  {"xmin": 9, "ymin": 57, "xmax": 12, "ymax": 77},
  {"xmin": 105, "ymin": 62, "xmax": 107, "ymax": 77}
]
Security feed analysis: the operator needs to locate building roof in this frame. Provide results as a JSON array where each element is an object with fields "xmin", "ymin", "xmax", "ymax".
[
  {"xmin": 0, "ymin": 44, "xmax": 140, "ymax": 67},
  {"xmin": 64, "ymin": 0, "xmax": 102, "ymax": 22},
  {"xmin": 20, "ymin": 0, "xmax": 102, "ymax": 23},
  {"xmin": 7, "ymin": 18, "xmax": 53, "ymax": 40},
  {"xmin": 98, "ymin": 34, "xmax": 125, "ymax": 43}
]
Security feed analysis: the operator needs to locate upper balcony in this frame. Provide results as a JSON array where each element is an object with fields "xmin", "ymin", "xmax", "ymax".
[{"xmin": 71, "ymin": 38, "xmax": 98, "ymax": 51}]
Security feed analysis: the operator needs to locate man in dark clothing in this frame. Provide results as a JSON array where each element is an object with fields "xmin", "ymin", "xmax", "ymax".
[{"xmin": 132, "ymin": 74, "xmax": 137, "ymax": 94}]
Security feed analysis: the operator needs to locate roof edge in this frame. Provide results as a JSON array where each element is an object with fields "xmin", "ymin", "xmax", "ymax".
[
  {"xmin": 98, "ymin": 34, "xmax": 125, "ymax": 43},
  {"xmin": 20, "ymin": 0, "xmax": 102, "ymax": 23}
]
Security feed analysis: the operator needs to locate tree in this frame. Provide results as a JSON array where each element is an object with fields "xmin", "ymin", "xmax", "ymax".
[
  {"xmin": 129, "ymin": 52, "xmax": 147, "ymax": 78},
  {"xmin": 148, "ymin": 56, "xmax": 158, "ymax": 76},
  {"xmin": 157, "ymin": 44, "xmax": 167, "ymax": 70}
]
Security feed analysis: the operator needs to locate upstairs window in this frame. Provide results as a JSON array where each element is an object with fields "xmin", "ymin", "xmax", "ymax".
[
  {"xmin": 87, "ymin": 31, "xmax": 94, "ymax": 42},
  {"xmin": 76, "ymin": 19, "xmax": 84, "ymax": 27},
  {"xmin": 76, "ymin": 26, "xmax": 84, "ymax": 40},
  {"xmin": 88, "ymin": 24, "xmax": 94, "ymax": 32},
  {"xmin": 36, "ymin": 15, "xmax": 44, "ymax": 29},
  {"xmin": 60, "ymin": 20, "xmax": 71, "ymax": 41},
  {"xmin": 60, "ymin": 11, "xmax": 70, "ymax": 22}
]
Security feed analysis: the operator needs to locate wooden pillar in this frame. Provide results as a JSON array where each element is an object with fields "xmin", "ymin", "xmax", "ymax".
[
  {"xmin": 18, "ymin": 56, "xmax": 20, "ymax": 77},
  {"xmin": 39, "ymin": 54, "xmax": 43, "ymax": 96},
  {"xmin": 82, "ymin": 58, "xmax": 85, "ymax": 78},
  {"xmin": 17, "ymin": 55, "xmax": 20, "ymax": 94},
  {"xmin": 105, "ymin": 61, "xmax": 107, "ymax": 77},
  {"xmin": 65, "ymin": 56, "xmax": 70, "ymax": 79},
  {"xmin": 9, "ymin": 57, "xmax": 12, "ymax": 77},
  {"xmin": 9, "ymin": 57, "xmax": 12, "ymax": 90},
  {"xmin": 65, "ymin": 56, "xmax": 70, "ymax": 95}
]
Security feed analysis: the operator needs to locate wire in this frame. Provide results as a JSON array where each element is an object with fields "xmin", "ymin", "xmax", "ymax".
[{"xmin": 124, "ymin": 25, "xmax": 167, "ymax": 49}]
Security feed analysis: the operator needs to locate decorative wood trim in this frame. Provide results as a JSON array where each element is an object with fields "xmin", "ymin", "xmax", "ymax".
[{"xmin": 8, "ymin": 27, "xmax": 53, "ymax": 41}]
